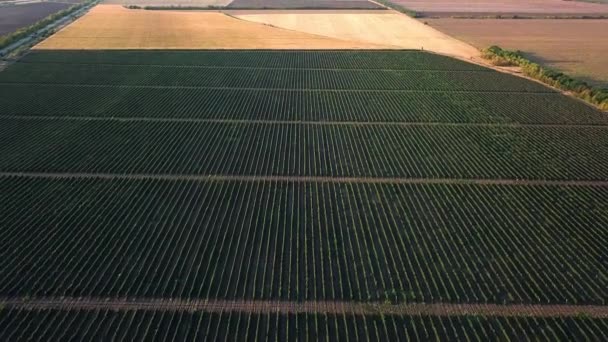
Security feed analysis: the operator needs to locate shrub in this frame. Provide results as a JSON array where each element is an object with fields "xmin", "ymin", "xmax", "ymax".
[{"xmin": 482, "ymin": 46, "xmax": 608, "ymax": 111}]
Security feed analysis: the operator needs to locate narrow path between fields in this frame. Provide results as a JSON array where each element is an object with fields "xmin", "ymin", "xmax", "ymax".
[
  {"xmin": 15, "ymin": 61, "xmax": 491, "ymax": 72},
  {"xmin": 1, "ymin": 115, "xmax": 606, "ymax": 128},
  {"xmin": 1, "ymin": 172, "xmax": 607, "ymax": 187},
  {"xmin": 0, "ymin": 82, "xmax": 556, "ymax": 94},
  {"xmin": 2, "ymin": 297, "xmax": 607, "ymax": 318}
]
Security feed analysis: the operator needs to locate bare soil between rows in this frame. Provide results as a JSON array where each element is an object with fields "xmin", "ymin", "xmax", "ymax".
[
  {"xmin": 2, "ymin": 297, "xmax": 607, "ymax": 318},
  {"xmin": 1, "ymin": 172, "xmax": 608, "ymax": 187}
]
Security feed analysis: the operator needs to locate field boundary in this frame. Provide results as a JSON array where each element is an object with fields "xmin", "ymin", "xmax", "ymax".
[
  {"xmin": 1, "ymin": 115, "xmax": 607, "ymax": 128},
  {"xmin": 15, "ymin": 61, "xmax": 490, "ymax": 72},
  {"xmin": 2, "ymin": 172, "xmax": 607, "ymax": 186},
  {"xmin": 0, "ymin": 82, "xmax": 556, "ymax": 94},
  {"xmin": 2, "ymin": 297, "xmax": 607, "ymax": 318}
]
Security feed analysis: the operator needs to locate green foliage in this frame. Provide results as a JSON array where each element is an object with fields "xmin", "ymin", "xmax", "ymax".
[{"xmin": 482, "ymin": 45, "xmax": 608, "ymax": 111}]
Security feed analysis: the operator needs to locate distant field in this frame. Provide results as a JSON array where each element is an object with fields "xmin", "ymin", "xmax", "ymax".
[
  {"xmin": 34, "ymin": 5, "xmax": 386, "ymax": 49},
  {"xmin": 0, "ymin": 2, "xmax": 71, "ymax": 36},
  {"xmin": 102, "ymin": 0, "xmax": 232, "ymax": 6},
  {"xmin": 389, "ymin": 0, "xmax": 608, "ymax": 16},
  {"xmin": 227, "ymin": 0, "xmax": 383, "ymax": 9},
  {"xmin": 427, "ymin": 18, "xmax": 608, "ymax": 87},
  {"xmin": 230, "ymin": 10, "xmax": 480, "ymax": 59}
]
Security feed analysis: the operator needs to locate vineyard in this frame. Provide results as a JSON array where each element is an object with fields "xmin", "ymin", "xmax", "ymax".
[
  {"xmin": 0, "ymin": 50, "xmax": 606, "ymax": 339},
  {"xmin": 0, "ymin": 119, "xmax": 607, "ymax": 180},
  {"xmin": 0, "ymin": 308, "xmax": 606, "ymax": 341},
  {"xmin": 0, "ymin": 177, "xmax": 607, "ymax": 303},
  {"xmin": 2, "ymin": 85, "xmax": 607, "ymax": 124}
]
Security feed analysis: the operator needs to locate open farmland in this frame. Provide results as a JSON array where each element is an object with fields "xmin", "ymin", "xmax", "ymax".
[
  {"xmin": 388, "ymin": 0, "xmax": 608, "ymax": 17},
  {"xmin": 230, "ymin": 10, "xmax": 481, "ymax": 59},
  {"xmin": 227, "ymin": 0, "xmax": 383, "ymax": 9},
  {"xmin": 0, "ymin": 309, "xmax": 607, "ymax": 340},
  {"xmin": 0, "ymin": 49, "xmax": 607, "ymax": 339},
  {"xmin": 102, "ymin": 0, "xmax": 233, "ymax": 6},
  {"xmin": 426, "ymin": 19, "xmax": 608, "ymax": 87},
  {"xmin": 33, "ymin": 5, "xmax": 386, "ymax": 49},
  {"xmin": 0, "ymin": 2, "xmax": 71, "ymax": 35}
]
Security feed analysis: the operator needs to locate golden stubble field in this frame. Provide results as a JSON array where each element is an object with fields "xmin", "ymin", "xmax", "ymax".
[
  {"xmin": 229, "ymin": 10, "xmax": 481, "ymax": 60},
  {"xmin": 426, "ymin": 18, "xmax": 608, "ymax": 86},
  {"xmin": 34, "ymin": 5, "xmax": 390, "ymax": 50}
]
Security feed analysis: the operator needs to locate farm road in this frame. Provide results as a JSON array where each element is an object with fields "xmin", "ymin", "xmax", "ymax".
[
  {"xmin": 2, "ymin": 297, "xmax": 607, "ymax": 318},
  {"xmin": 2, "ymin": 172, "xmax": 608, "ymax": 187}
]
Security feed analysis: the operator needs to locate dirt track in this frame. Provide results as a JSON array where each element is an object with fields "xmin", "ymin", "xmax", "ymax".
[
  {"xmin": 3, "ymin": 297, "xmax": 607, "ymax": 318},
  {"xmin": 2, "ymin": 172, "xmax": 607, "ymax": 187},
  {"xmin": 1, "ymin": 114, "xmax": 606, "ymax": 129}
]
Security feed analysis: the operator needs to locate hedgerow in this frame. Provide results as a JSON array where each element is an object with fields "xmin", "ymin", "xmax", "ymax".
[{"xmin": 482, "ymin": 46, "xmax": 608, "ymax": 111}]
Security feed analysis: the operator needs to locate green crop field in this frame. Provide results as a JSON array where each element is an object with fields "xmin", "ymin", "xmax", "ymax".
[
  {"xmin": 0, "ymin": 50, "xmax": 606, "ymax": 339},
  {"xmin": 0, "ymin": 120, "xmax": 607, "ymax": 180},
  {"xmin": 0, "ymin": 308, "xmax": 607, "ymax": 341},
  {"xmin": 1, "ymin": 177, "xmax": 607, "ymax": 303}
]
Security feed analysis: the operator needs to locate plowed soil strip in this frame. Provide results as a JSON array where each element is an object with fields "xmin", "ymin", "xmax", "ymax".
[
  {"xmin": 1, "ymin": 172, "xmax": 607, "ymax": 187},
  {"xmin": 2, "ymin": 115, "xmax": 606, "ymax": 128},
  {"xmin": 1, "ymin": 297, "xmax": 606, "ymax": 318},
  {"xmin": 0, "ymin": 82, "xmax": 556, "ymax": 94}
]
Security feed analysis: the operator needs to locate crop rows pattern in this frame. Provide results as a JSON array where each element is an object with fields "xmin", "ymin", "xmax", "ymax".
[
  {"xmin": 1, "ymin": 119, "xmax": 607, "ymax": 180},
  {"xmin": 0, "ymin": 308, "xmax": 606, "ymax": 341},
  {"xmin": 0, "ymin": 63, "xmax": 551, "ymax": 92},
  {"xmin": 0, "ymin": 84, "xmax": 605, "ymax": 124},
  {"xmin": 1, "ymin": 176, "xmax": 606, "ymax": 304},
  {"xmin": 20, "ymin": 50, "xmax": 488, "ymax": 71},
  {"xmin": 1, "ymin": 50, "xmax": 607, "ymax": 337}
]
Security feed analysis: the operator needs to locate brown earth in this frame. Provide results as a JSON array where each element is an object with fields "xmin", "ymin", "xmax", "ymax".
[
  {"xmin": 3, "ymin": 297, "xmax": 608, "ymax": 318},
  {"xmin": 3, "ymin": 171, "xmax": 608, "ymax": 187},
  {"xmin": 426, "ymin": 18, "xmax": 608, "ymax": 87},
  {"xmin": 389, "ymin": 0, "xmax": 608, "ymax": 16},
  {"xmin": 33, "ymin": 5, "xmax": 390, "ymax": 50}
]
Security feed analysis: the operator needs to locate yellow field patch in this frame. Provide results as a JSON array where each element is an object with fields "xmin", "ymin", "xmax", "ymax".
[
  {"xmin": 34, "ymin": 5, "xmax": 389, "ymax": 50},
  {"xmin": 229, "ymin": 10, "xmax": 480, "ymax": 60}
]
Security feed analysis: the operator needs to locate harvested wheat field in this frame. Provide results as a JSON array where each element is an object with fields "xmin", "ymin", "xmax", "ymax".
[
  {"xmin": 230, "ymin": 10, "xmax": 480, "ymax": 60},
  {"xmin": 427, "ymin": 18, "xmax": 608, "ymax": 86},
  {"xmin": 391, "ymin": 0, "xmax": 608, "ymax": 17},
  {"xmin": 34, "ymin": 5, "xmax": 388, "ymax": 49}
]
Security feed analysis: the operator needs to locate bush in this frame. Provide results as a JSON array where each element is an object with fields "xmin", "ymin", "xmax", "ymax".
[
  {"xmin": 373, "ymin": 0, "xmax": 421, "ymax": 18},
  {"xmin": 482, "ymin": 46, "xmax": 608, "ymax": 111}
]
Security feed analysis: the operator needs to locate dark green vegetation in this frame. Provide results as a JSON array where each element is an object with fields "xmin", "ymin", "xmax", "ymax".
[
  {"xmin": 482, "ymin": 46, "xmax": 608, "ymax": 111},
  {"xmin": 0, "ymin": 50, "xmax": 606, "ymax": 339},
  {"xmin": 0, "ymin": 308, "xmax": 607, "ymax": 341},
  {"xmin": 1, "ymin": 84, "xmax": 606, "ymax": 124},
  {"xmin": 1, "ymin": 119, "xmax": 607, "ymax": 180},
  {"xmin": 1, "ymin": 177, "xmax": 607, "ymax": 303},
  {"xmin": 374, "ymin": 0, "xmax": 421, "ymax": 17}
]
